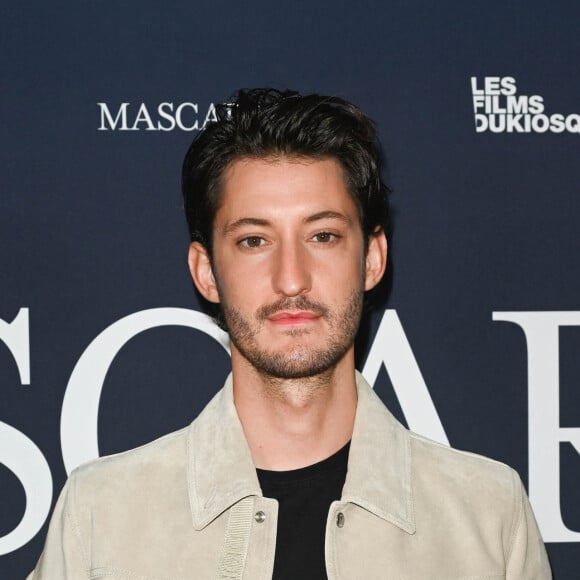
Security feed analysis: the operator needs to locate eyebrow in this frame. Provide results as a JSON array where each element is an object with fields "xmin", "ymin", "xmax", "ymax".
[
  {"xmin": 304, "ymin": 210, "xmax": 353, "ymax": 225},
  {"xmin": 222, "ymin": 211, "xmax": 353, "ymax": 236},
  {"xmin": 222, "ymin": 217, "xmax": 271, "ymax": 236}
]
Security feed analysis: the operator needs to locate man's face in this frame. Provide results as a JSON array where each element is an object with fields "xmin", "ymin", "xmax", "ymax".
[{"xmin": 190, "ymin": 156, "xmax": 385, "ymax": 379}]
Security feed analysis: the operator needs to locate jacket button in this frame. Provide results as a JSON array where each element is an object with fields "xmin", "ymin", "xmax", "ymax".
[
  {"xmin": 336, "ymin": 512, "xmax": 345, "ymax": 528},
  {"xmin": 255, "ymin": 510, "xmax": 266, "ymax": 523}
]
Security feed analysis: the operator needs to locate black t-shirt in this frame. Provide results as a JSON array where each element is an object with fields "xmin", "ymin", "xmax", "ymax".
[{"xmin": 256, "ymin": 441, "xmax": 350, "ymax": 580}]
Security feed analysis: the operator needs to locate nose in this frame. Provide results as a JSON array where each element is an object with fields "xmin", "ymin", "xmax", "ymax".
[{"xmin": 271, "ymin": 240, "xmax": 311, "ymax": 297}]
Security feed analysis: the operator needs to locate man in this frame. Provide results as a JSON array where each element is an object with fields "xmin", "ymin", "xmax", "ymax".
[{"xmin": 29, "ymin": 89, "xmax": 551, "ymax": 579}]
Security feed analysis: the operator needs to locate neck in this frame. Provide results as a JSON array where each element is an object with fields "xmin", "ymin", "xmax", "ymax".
[{"xmin": 231, "ymin": 347, "xmax": 358, "ymax": 470}]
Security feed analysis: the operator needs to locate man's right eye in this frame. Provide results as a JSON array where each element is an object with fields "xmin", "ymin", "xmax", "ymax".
[{"xmin": 239, "ymin": 236, "xmax": 265, "ymax": 249}]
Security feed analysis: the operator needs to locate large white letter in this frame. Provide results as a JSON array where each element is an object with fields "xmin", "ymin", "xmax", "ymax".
[
  {"xmin": 131, "ymin": 103, "xmax": 156, "ymax": 131},
  {"xmin": 0, "ymin": 309, "xmax": 53, "ymax": 555},
  {"xmin": 175, "ymin": 102, "xmax": 199, "ymax": 131},
  {"xmin": 97, "ymin": 102, "xmax": 129, "ymax": 131},
  {"xmin": 61, "ymin": 308, "xmax": 229, "ymax": 474},
  {"xmin": 0, "ymin": 423, "xmax": 53, "ymax": 555},
  {"xmin": 0, "ymin": 308, "xmax": 30, "ymax": 384},
  {"xmin": 493, "ymin": 311, "xmax": 580, "ymax": 542},
  {"xmin": 362, "ymin": 310, "xmax": 448, "ymax": 444}
]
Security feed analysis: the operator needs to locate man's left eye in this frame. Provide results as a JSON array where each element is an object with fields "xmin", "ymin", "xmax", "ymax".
[{"xmin": 312, "ymin": 232, "xmax": 337, "ymax": 243}]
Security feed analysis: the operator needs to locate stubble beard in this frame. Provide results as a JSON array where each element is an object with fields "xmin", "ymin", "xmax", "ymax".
[{"xmin": 221, "ymin": 290, "xmax": 363, "ymax": 381}]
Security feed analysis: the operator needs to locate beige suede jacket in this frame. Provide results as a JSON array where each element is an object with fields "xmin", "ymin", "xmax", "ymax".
[{"xmin": 28, "ymin": 373, "xmax": 552, "ymax": 579}]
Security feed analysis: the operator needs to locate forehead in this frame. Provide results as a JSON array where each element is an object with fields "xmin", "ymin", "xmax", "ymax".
[{"xmin": 216, "ymin": 156, "xmax": 357, "ymax": 220}]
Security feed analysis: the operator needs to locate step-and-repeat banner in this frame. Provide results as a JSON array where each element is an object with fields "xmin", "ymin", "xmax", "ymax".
[{"xmin": 1, "ymin": 1, "xmax": 579, "ymax": 577}]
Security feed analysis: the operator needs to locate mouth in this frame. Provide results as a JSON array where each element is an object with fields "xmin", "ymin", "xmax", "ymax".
[{"xmin": 267, "ymin": 311, "xmax": 322, "ymax": 325}]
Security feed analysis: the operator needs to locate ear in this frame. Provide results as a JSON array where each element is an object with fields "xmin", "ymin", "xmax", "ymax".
[
  {"xmin": 364, "ymin": 229, "xmax": 388, "ymax": 291},
  {"xmin": 188, "ymin": 242, "xmax": 220, "ymax": 303}
]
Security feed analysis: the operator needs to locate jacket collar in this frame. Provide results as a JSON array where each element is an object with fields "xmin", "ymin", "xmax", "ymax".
[
  {"xmin": 187, "ymin": 372, "xmax": 415, "ymax": 534},
  {"xmin": 187, "ymin": 374, "xmax": 261, "ymax": 530},
  {"xmin": 342, "ymin": 372, "xmax": 415, "ymax": 534}
]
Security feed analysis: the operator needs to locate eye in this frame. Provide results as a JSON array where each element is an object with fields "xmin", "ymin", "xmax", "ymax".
[
  {"xmin": 239, "ymin": 236, "xmax": 266, "ymax": 249},
  {"xmin": 312, "ymin": 231, "xmax": 338, "ymax": 243}
]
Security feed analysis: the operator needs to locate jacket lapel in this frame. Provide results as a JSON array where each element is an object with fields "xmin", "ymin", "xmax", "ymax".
[
  {"xmin": 341, "ymin": 373, "xmax": 416, "ymax": 534},
  {"xmin": 187, "ymin": 374, "xmax": 261, "ymax": 530}
]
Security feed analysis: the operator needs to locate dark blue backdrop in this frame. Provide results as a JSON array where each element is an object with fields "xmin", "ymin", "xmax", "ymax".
[{"xmin": 1, "ymin": 1, "xmax": 579, "ymax": 577}]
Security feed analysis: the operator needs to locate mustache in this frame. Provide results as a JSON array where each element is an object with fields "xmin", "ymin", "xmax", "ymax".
[{"xmin": 257, "ymin": 296, "xmax": 329, "ymax": 320}]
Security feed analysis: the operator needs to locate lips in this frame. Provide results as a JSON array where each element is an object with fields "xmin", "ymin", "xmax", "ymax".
[{"xmin": 268, "ymin": 311, "xmax": 321, "ymax": 324}]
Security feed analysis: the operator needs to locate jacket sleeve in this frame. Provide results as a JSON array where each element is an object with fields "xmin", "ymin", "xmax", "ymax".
[
  {"xmin": 506, "ymin": 471, "xmax": 552, "ymax": 579},
  {"xmin": 26, "ymin": 473, "xmax": 89, "ymax": 579}
]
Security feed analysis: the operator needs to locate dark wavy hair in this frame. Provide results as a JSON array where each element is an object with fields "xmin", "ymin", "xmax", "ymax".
[
  {"xmin": 182, "ymin": 88, "xmax": 390, "ymax": 252},
  {"xmin": 182, "ymin": 88, "xmax": 391, "ymax": 326}
]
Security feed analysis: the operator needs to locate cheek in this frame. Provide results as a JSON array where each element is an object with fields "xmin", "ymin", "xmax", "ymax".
[
  {"xmin": 327, "ymin": 253, "xmax": 366, "ymax": 288},
  {"xmin": 214, "ymin": 266, "xmax": 270, "ymax": 311}
]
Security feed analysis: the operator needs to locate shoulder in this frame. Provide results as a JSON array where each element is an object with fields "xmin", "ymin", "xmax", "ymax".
[
  {"xmin": 63, "ymin": 383, "xmax": 229, "ymax": 509},
  {"xmin": 409, "ymin": 430, "xmax": 517, "ymax": 487},
  {"xmin": 68, "ymin": 425, "xmax": 190, "ymax": 499},
  {"xmin": 408, "ymin": 430, "xmax": 524, "ymax": 530},
  {"xmin": 405, "ymin": 431, "xmax": 551, "ymax": 574},
  {"xmin": 49, "ymin": 426, "xmax": 194, "ymax": 557}
]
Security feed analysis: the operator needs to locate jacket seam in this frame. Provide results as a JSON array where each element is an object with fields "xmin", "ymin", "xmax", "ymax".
[
  {"xmin": 326, "ymin": 503, "xmax": 339, "ymax": 580},
  {"xmin": 409, "ymin": 431, "xmax": 510, "ymax": 468},
  {"xmin": 67, "ymin": 470, "xmax": 91, "ymax": 575},
  {"xmin": 459, "ymin": 574, "xmax": 505, "ymax": 580},
  {"xmin": 261, "ymin": 500, "xmax": 276, "ymax": 580},
  {"xmin": 186, "ymin": 420, "xmax": 200, "ymax": 525},
  {"xmin": 89, "ymin": 565, "xmax": 180, "ymax": 579},
  {"xmin": 405, "ymin": 432, "xmax": 415, "ymax": 527},
  {"xmin": 81, "ymin": 429, "xmax": 187, "ymax": 470},
  {"xmin": 504, "ymin": 468, "xmax": 523, "ymax": 568}
]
